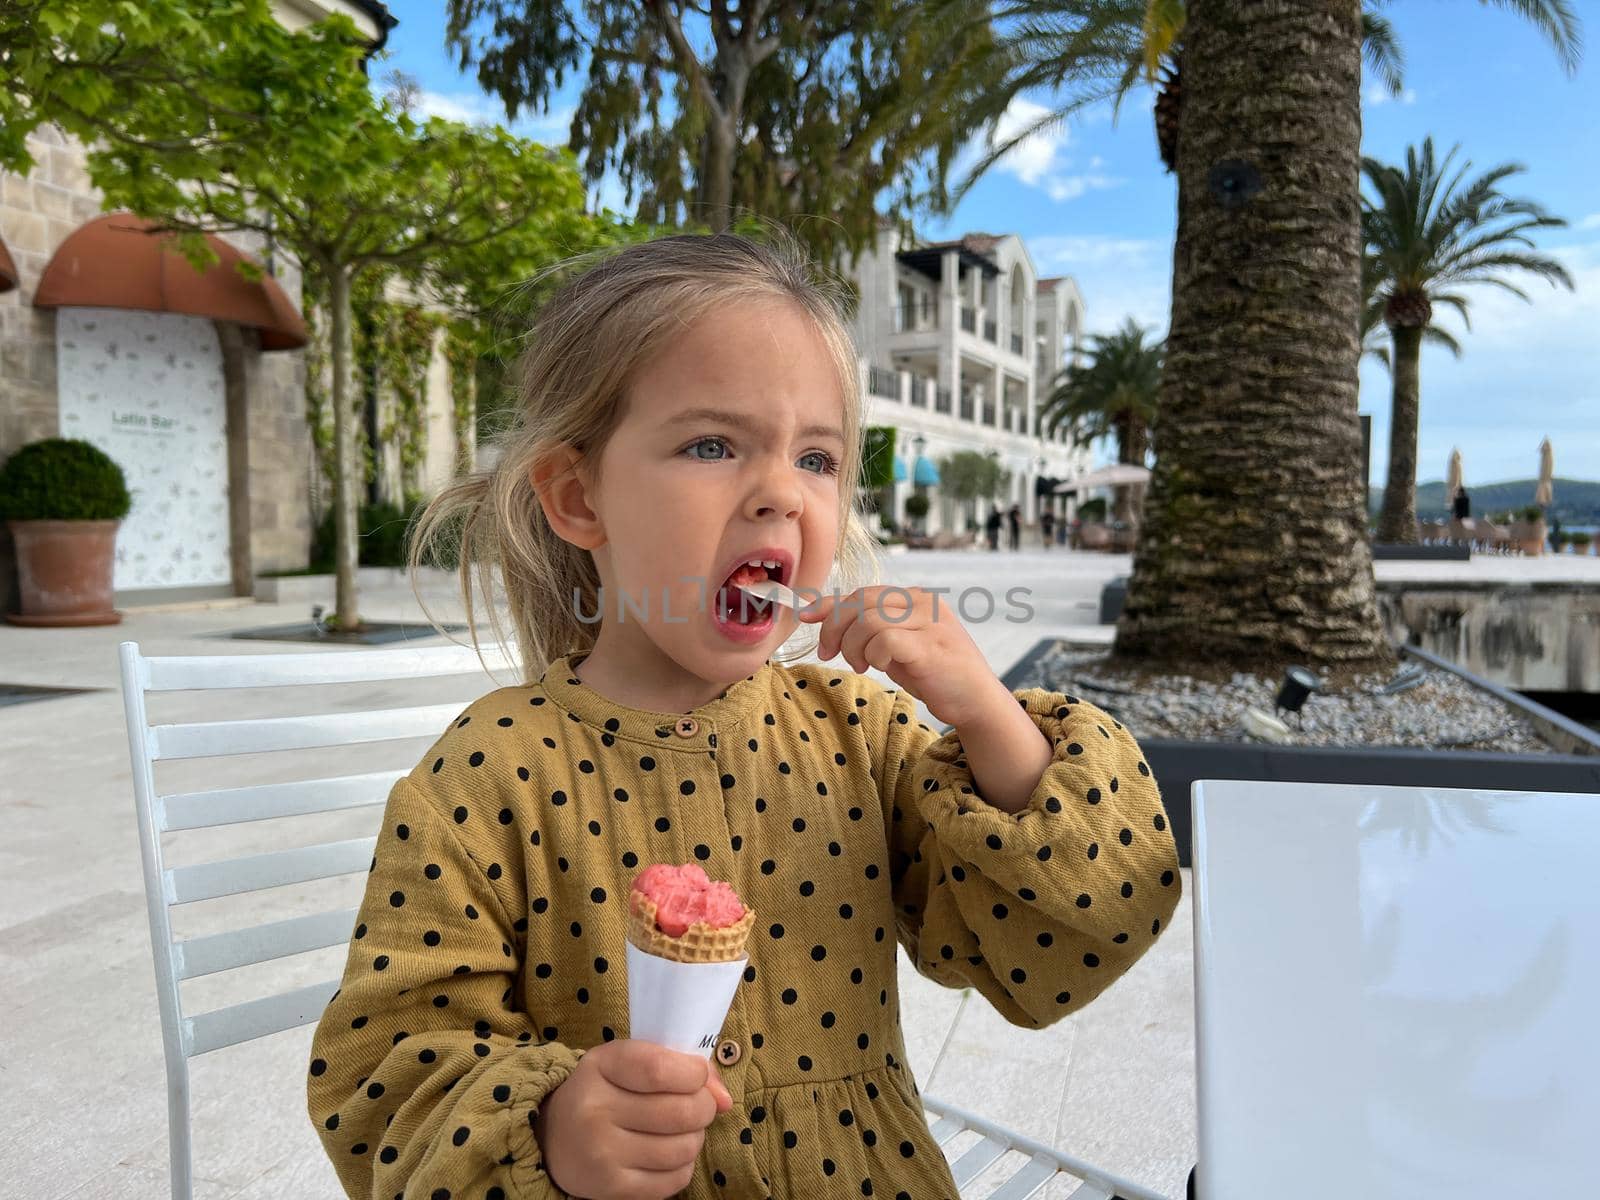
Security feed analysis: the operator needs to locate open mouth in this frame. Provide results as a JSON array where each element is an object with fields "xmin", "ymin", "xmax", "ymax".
[{"xmin": 715, "ymin": 557, "xmax": 788, "ymax": 626}]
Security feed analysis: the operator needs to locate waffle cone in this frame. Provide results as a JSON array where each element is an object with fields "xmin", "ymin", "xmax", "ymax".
[{"xmin": 627, "ymin": 890, "xmax": 755, "ymax": 963}]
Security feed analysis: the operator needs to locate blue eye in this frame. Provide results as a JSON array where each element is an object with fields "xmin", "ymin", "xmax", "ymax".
[
  {"xmin": 685, "ymin": 437, "xmax": 730, "ymax": 461},
  {"xmin": 684, "ymin": 437, "xmax": 839, "ymax": 476}
]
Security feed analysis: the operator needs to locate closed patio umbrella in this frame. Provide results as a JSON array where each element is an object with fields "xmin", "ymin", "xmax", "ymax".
[
  {"xmin": 1446, "ymin": 448, "xmax": 1463, "ymax": 498},
  {"xmin": 1534, "ymin": 437, "xmax": 1554, "ymax": 507},
  {"xmin": 1051, "ymin": 463, "xmax": 1151, "ymax": 493}
]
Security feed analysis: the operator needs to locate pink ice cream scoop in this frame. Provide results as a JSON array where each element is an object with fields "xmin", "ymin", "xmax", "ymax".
[{"xmin": 631, "ymin": 862, "xmax": 747, "ymax": 937}]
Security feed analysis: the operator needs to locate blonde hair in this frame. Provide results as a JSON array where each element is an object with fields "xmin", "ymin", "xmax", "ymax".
[{"xmin": 407, "ymin": 223, "xmax": 884, "ymax": 685}]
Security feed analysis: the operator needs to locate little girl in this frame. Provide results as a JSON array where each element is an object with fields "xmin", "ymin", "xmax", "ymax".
[{"xmin": 307, "ymin": 229, "xmax": 1182, "ymax": 1200}]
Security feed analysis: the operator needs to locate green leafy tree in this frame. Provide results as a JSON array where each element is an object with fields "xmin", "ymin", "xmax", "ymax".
[
  {"xmin": 0, "ymin": 0, "xmax": 253, "ymax": 173},
  {"xmin": 1362, "ymin": 137, "xmax": 1573, "ymax": 544},
  {"xmin": 937, "ymin": 450, "xmax": 1008, "ymax": 529},
  {"xmin": 442, "ymin": 0, "xmax": 1011, "ymax": 262},
  {"xmin": 82, "ymin": 12, "xmax": 598, "ymax": 631}
]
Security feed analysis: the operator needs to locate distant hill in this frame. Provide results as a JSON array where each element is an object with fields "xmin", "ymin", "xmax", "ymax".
[{"xmin": 1368, "ymin": 477, "xmax": 1600, "ymax": 524}]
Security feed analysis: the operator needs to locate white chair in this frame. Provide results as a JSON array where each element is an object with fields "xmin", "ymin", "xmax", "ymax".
[{"xmin": 119, "ymin": 639, "xmax": 1173, "ymax": 1200}]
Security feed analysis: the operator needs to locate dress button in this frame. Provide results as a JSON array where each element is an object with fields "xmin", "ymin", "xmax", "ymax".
[
  {"xmin": 716, "ymin": 1039, "xmax": 742, "ymax": 1066},
  {"xmin": 674, "ymin": 717, "xmax": 700, "ymax": 738}
]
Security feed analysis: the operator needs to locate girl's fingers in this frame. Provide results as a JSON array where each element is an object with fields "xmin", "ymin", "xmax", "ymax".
[
  {"xmin": 860, "ymin": 625, "xmax": 913, "ymax": 674},
  {"xmin": 611, "ymin": 1085, "xmax": 718, "ymax": 1135},
  {"xmin": 612, "ymin": 1125, "xmax": 706, "ymax": 1172},
  {"xmin": 806, "ymin": 587, "xmax": 914, "ymax": 661},
  {"xmin": 838, "ymin": 599, "xmax": 916, "ymax": 672}
]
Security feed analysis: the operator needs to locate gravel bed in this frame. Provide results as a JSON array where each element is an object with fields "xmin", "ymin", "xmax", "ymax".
[{"xmin": 1015, "ymin": 642, "xmax": 1559, "ymax": 754}]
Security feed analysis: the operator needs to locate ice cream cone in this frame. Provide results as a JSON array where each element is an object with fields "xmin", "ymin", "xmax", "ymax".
[{"xmin": 627, "ymin": 890, "xmax": 756, "ymax": 964}]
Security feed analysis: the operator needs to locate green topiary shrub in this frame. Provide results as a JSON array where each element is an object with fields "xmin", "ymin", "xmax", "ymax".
[
  {"xmin": 0, "ymin": 437, "xmax": 132, "ymax": 522},
  {"xmin": 904, "ymin": 492, "xmax": 930, "ymax": 519},
  {"xmin": 1078, "ymin": 496, "xmax": 1108, "ymax": 522},
  {"xmin": 1521, "ymin": 505, "xmax": 1544, "ymax": 521}
]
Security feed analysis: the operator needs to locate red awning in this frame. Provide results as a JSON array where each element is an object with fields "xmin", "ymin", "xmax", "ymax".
[
  {"xmin": 32, "ymin": 213, "xmax": 307, "ymax": 350},
  {"xmin": 0, "ymin": 233, "xmax": 17, "ymax": 293}
]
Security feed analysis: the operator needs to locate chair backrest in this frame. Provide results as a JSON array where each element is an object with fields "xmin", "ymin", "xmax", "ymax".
[{"xmin": 118, "ymin": 638, "xmax": 517, "ymax": 1196}]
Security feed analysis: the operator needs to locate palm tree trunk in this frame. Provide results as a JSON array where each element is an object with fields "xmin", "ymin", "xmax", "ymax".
[
  {"xmin": 1114, "ymin": 0, "xmax": 1391, "ymax": 669},
  {"xmin": 1376, "ymin": 325, "xmax": 1423, "ymax": 543}
]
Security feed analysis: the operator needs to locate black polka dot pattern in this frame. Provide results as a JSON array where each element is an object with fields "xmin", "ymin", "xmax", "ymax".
[{"xmin": 306, "ymin": 652, "xmax": 1180, "ymax": 1199}]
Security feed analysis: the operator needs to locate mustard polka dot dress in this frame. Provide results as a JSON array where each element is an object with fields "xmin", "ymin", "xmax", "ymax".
[{"xmin": 307, "ymin": 650, "xmax": 1182, "ymax": 1199}]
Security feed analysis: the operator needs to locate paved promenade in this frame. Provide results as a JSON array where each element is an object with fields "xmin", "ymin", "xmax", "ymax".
[{"xmin": 8, "ymin": 541, "xmax": 1590, "ymax": 1198}]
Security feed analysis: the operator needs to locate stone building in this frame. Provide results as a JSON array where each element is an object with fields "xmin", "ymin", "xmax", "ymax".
[
  {"xmin": 0, "ymin": 0, "xmax": 409, "ymax": 609},
  {"xmin": 842, "ymin": 224, "xmax": 1091, "ymax": 537}
]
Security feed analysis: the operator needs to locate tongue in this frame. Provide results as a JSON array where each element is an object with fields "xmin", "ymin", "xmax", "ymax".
[
  {"xmin": 728, "ymin": 563, "xmax": 770, "ymax": 588},
  {"xmin": 722, "ymin": 564, "xmax": 771, "ymax": 623}
]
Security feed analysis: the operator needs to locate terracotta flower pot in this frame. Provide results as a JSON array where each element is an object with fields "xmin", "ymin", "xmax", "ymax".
[{"xmin": 6, "ymin": 519, "xmax": 123, "ymax": 626}]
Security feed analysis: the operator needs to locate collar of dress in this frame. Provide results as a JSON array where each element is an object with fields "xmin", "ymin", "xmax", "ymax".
[{"xmin": 537, "ymin": 650, "xmax": 777, "ymax": 748}]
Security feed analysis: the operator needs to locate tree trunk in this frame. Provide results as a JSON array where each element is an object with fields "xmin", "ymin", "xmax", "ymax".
[
  {"xmin": 1376, "ymin": 324, "xmax": 1423, "ymax": 543},
  {"xmin": 328, "ymin": 266, "xmax": 362, "ymax": 631},
  {"xmin": 702, "ymin": 115, "xmax": 736, "ymax": 232},
  {"xmin": 1114, "ymin": 0, "xmax": 1392, "ymax": 669},
  {"xmin": 456, "ymin": 366, "xmax": 477, "ymax": 476}
]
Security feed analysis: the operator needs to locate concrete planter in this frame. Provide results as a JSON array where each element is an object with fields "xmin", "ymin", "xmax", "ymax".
[
  {"xmin": 5, "ymin": 518, "xmax": 122, "ymax": 626},
  {"xmin": 1000, "ymin": 636, "xmax": 1600, "ymax": 868}
]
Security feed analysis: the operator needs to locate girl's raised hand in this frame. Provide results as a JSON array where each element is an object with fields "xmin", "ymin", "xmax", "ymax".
[{"xmin": 797, "ymin": 585, "xmax": 1010, "ymax": 730}]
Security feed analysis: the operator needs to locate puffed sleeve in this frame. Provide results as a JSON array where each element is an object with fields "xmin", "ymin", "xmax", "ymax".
[
  {"xmin": 876, "ymin": 683, "xmax": 1181, "ymax": 1028},
  {"xmin": 306, "ymin": 775, "xmax": 581, "ymax": 1199}
]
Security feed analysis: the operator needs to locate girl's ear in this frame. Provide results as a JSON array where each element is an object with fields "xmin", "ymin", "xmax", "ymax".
[{"xmin": 530, "ymin": 443, "xmax": 605, "ymax": 550}]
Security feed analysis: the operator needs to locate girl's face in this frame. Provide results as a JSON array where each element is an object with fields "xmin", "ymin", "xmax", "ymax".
[{"xmin": 577, "ymin": 298, "xmax": 846, "ymax": 688}]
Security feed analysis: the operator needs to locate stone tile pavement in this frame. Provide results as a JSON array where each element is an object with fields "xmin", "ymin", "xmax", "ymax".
[{"xmin": 3, "ymin": 545, "xmax": 1191, "ymax": 1199}]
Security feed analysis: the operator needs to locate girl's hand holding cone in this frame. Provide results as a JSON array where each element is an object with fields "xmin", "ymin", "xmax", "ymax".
[{"xmin": 536, "ymin": 1038, "xmax": 732, "ymax": 1200}]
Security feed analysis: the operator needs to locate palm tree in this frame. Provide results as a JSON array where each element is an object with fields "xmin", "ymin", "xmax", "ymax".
[
  {"xmin": 1363, "ymin": 138, "xmax": 1574, "ymax": 543},
  {"xmin": 940, "ymin": 0, "xmax": 1579, "ymax": 668},
  {"xmin": 1041, "ymin": 318, "xmax": 1161, "ymax": 464}
]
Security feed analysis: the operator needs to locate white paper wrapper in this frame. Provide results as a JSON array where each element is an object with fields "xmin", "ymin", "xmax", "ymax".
[{"xmin": 625, "ymin": 939, "xmax": 748, "ymax": 1058}]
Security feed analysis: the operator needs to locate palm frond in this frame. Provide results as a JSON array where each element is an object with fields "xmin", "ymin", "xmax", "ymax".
[
  {"xmin": 1361, "ymin": 10, "xmax": 1406, "ymax": 94},
  {"xmin": 1477, "ymin": 0, "xmax": 1584, "ymax": 73}
]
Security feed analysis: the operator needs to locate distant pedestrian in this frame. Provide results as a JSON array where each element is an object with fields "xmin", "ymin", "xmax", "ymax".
[
  {"xmin": 985, "ymin": 505, "xmax": 1002, "ymax": 551},
  {"xmin": 1452, "ymin": 486, "xmax": 1470, "ymax": 520},
  {"xmin": 1006, "ymin": 504, "xmax": 1021, "ymax": 551},
  {"xmin": 1040, "ymin": 509, "xmax": 1055, "ymax": 550}
]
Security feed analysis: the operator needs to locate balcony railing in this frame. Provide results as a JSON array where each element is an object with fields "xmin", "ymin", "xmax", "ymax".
[
  {"xmin": 893, "ymin": 300, "xmax": 938, "ymax": 333},
  {"xmin": 868, "ymin": 365, "xmax": 900, "ymax": 400},
  {"xmin": 1011, "ymin": 332, "xmax": 1023, "ymax": 354},
  {"xmin": 983, "ymin": 402, "xmax": 996, "ymax": 425},
  {"xmin": 936, "ymin": 386, "xmax": 952, "ymax": 415},
  {"xmin": 960, "ymin": 306, "xmax": 976, "ymax": 334},
  {"xmin": 960, "ymin": 391, "xmax": 974, "ymax": 421},
  {"xmin": 983, "ymin": 319, "xmax": 996, "ymax": 343},
  {"xmin": 911, "ymin": 378, "xmax": 930, "ymax": 408}
]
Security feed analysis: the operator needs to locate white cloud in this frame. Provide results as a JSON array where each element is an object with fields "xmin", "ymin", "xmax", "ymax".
[
  {"xmin": 414, "ymin": 90, "xmax": 575, "ymax": 145},
  {"xmin": 1027, "ymin": 234, "xmax": 1171, "ymax": 335},
  {"xmin": 1029, "ymin": 234, "xmax": 1164, "ymax": 269},
  {"xmin": 1578, "ymin": 213, "xmax": 1600, "ymax": 230},
  {"xmin": 958, "ymin": 96, "xmax": 1125, "ymax": 204},
  {"xmin": 1365, "ymin": 84, "xmax": 1418, "ymax": 106}
]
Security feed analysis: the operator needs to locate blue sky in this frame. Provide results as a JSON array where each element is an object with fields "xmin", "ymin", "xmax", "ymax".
[{"xmin": 374, "ymin": 1, "xmax": 1597, "ymax": 487}]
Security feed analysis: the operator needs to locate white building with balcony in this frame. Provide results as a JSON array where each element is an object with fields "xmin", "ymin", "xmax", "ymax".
[{"xmin": 843, "ymin": 224, "xmax": 1092, "ymax": 538}]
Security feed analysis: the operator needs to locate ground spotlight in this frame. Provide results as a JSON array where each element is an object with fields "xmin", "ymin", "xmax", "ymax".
[{"xmin": 1275, "ymin": 666, "xmax": 1319, "ymax": 727}]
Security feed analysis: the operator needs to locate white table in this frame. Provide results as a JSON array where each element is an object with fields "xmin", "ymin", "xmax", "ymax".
[{"xmin": 1191, "ymin": 779, "xmax": 1600, "ymax": 1199}]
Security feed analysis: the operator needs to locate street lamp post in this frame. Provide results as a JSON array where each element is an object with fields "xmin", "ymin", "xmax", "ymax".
[{"xmin": 911, "ymin": 434, "xmax": 928, "ymax": 537}]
